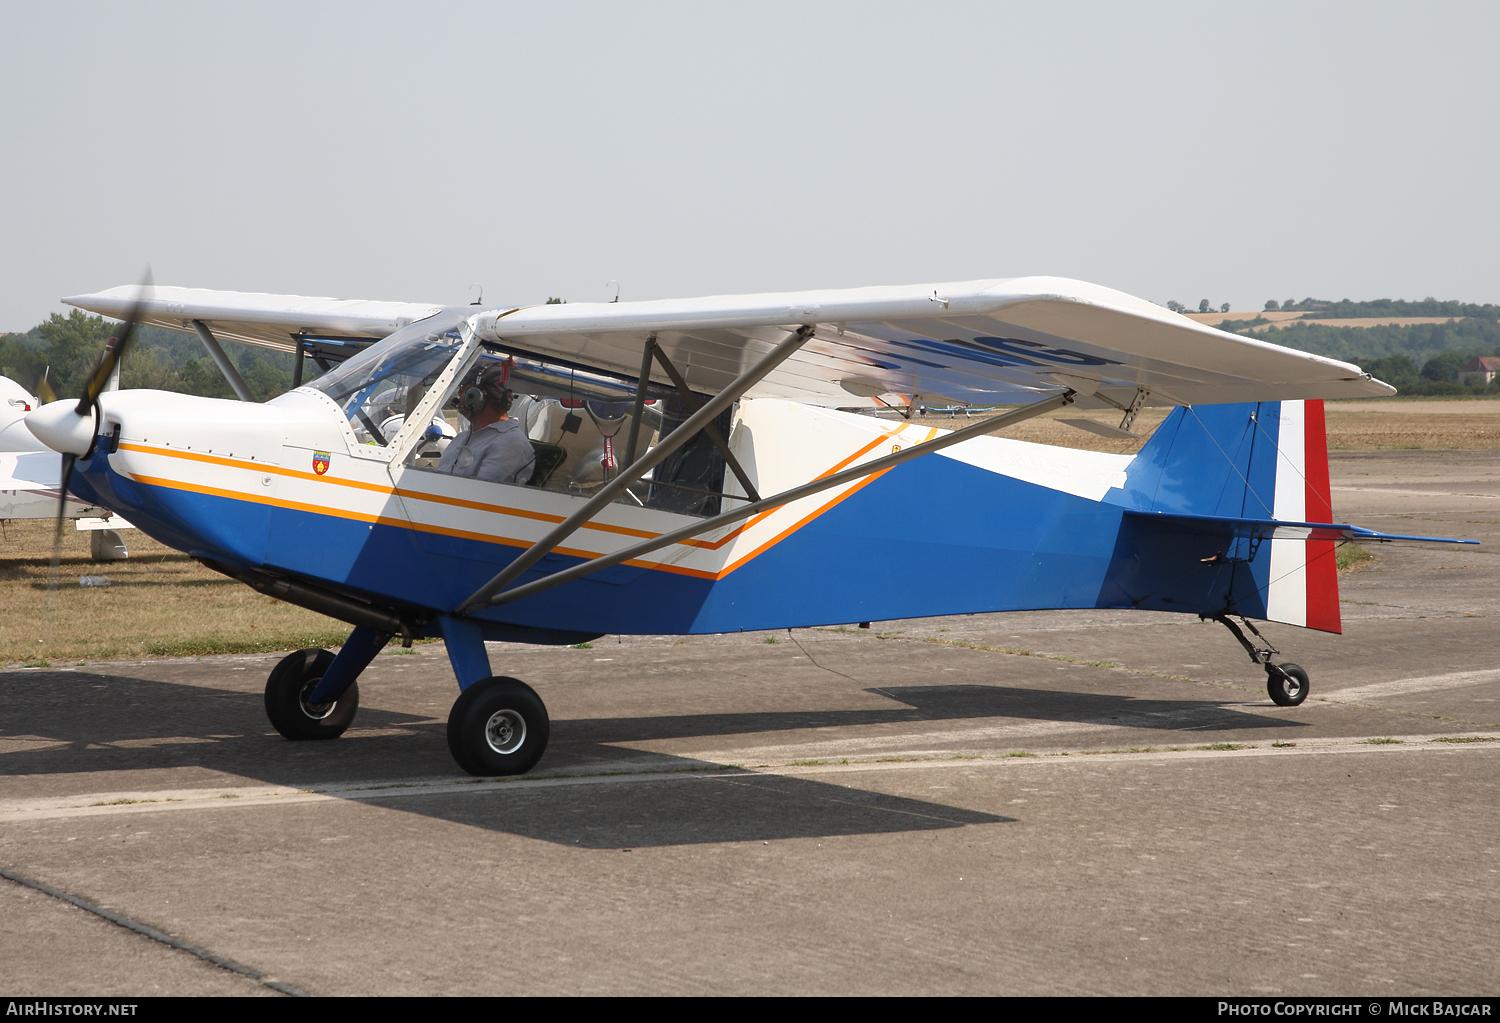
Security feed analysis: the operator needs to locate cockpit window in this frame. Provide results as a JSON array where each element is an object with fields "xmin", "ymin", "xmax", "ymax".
[
  {"xmin": 352, "ymin": 323, "xmax": 746, "ymax": 517},
  {"xmin": 306, "ymin": 313, "xmax": 466, "ymax": 445}
]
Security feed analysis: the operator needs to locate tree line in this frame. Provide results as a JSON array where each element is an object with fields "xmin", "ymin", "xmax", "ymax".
[
  {"xmin": 1212, "ymin": 316, "xmax": 1500, "ymax": 395},
  {"xmin": 1262, "ymin": 297, "xmax": 1500, "ymax": 319},
  {"xmin": 0, "ymin": 310, "xmax": 300, "ymax": 401}
]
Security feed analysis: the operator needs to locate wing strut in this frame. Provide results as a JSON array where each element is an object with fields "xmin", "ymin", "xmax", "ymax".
[
  {"xmin": 475, "ymin": 389, "xmax": 1077, "ymax": 611},
  {"xmin": 646, "ymin": 339, "xmax": 761, "ymax": 503},
  {"xmin": 455, "ymin": 326, "xmax": 814, "ymax": 615},
  {"xmin": 621, "ymin": 336, "xmax": 656, "ymax": 467},
  {"xmin": 190, "ymin": 320, "xmax": 254, "ymax": 402}
]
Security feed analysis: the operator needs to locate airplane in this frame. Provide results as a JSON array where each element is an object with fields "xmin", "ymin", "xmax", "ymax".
[
  {"xmin": 24, "ymin": 276, "xmax": 1474, "ymax": 776},
  {"xmin": 2, "ymin": 374, "xmax": 132, "ymax": 560}
]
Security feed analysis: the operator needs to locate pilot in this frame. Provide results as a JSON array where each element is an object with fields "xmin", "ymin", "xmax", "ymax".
[{"xmin": 435, "ymin": 368, "xmax": 537, "ymax": 486}]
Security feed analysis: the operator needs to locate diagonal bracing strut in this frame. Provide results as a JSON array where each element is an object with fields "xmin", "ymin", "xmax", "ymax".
[
  {"xmin": 648, "ymin": 341, "xmax": 761, "ymax": 503},
  {"xmin": 478, "ymin": 389, "xmax": 1076, "ymax": 609},
  {"xmin": 190, "ymin": 320, "xmax": 254, "ymax": 402},
  {"xmin": 620, "ymin": 336, "xmax": 657, "ymax": 467},
  {"xmin": 455, "ymin": 326, "xmax": 814, "ymax": 615}
]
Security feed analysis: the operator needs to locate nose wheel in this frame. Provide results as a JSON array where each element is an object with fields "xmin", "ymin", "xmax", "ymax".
[
  {"xmin": 265, "ymin": 648, "xmax": 360, "ymax": 739},
  {"xmin": 447, "ymin": 676, "xmax": 550, "ymax": 776}
]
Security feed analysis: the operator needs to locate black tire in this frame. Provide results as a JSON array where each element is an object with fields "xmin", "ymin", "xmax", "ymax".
[
  {"xmin": 446, "ymin": 676, "xmax": 549, "ymax": 776},
  {"xmin": 1267, "ymin": 662, "xmax": 1310, "ymax": 707},
  {"xmin": 265, "ymin": 648, "xmax": 359, "ymax": 740}
]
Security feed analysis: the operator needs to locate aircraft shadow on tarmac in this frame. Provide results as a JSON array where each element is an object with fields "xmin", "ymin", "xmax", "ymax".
[
  {"xmin": 549, "ymin": 682, "xmax": 1302, "ymax": 747},
  {"xmin": 0, "ymin": 670, "xmax": 1298, "ymax": 848},
  {"xmin": 360, "ymin": 770, "xmax": 1014, "ymax": 849}
]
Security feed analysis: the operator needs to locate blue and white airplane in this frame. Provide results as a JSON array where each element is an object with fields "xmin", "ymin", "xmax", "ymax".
[{"xmin": 25, "ymin": 277, "xmax": 1472, "ymax": 775}]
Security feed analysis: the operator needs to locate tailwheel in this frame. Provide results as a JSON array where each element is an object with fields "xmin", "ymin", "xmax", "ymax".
[
  {"xmin": 447, "ymin": 676, "xmax": 550, "ymax": 776},
  {"xmin": 1266, "ymin": 663, "xmax": 1310, "ymax": 707},
  {"xmin": 265, "ymin": 648, "xmax": 359, "ymax": 740}
]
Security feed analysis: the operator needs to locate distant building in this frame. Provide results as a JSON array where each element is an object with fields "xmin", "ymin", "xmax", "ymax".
[{"xmin": 1457, "ymin": 356, "xmax": 1500, "ymax": 384}]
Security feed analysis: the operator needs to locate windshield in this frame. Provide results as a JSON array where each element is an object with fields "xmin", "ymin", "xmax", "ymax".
[{"xmin": 307, "ymin": 313, "xmax": 467, "ymax": 445}]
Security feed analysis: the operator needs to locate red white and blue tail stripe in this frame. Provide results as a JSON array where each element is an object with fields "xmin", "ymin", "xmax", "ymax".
[{"xmin": 1265, "ymin": 400, "xmax": 1341, "ymax": 633}]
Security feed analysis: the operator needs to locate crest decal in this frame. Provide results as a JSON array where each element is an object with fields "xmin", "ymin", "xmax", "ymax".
[{"xmin": 312, "ymin": 450, "xmax": 331, "ymax": 476}]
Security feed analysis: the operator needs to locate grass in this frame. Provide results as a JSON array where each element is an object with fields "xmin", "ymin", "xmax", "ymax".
[
  {"xmin": 1336, "ymin": 543, "xmax": 1375, "ymax": 573},
  {"xmin": 1364, "ymin": 737, "xmax": 1403, "ymax": 744},
  {"xmin": 762, "ymin": 635, "xmax": 780, "ymax": 644},
  {"xmin": 1430, "ymin": 736, "xmax": 1496, "ymax": 744},
  {"xmin": 1195, "ymin": 742, "xmax": 1254, "ymax": 751},
  {"xmin": 0, "ymin": 520, "xmax": 361, "ymax": 665},
  {"xmin": 568, "ymin": 642, "xmax": 594, "ymax": 649},
  {"xmin": 1271, "ymin": 741, "xmax": 1297, "ymax": 748}
]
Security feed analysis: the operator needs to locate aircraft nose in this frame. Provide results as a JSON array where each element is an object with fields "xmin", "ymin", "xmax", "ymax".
[{"xmin": 26, "ymin": 399, "xmax": 95, "ymax": 456}]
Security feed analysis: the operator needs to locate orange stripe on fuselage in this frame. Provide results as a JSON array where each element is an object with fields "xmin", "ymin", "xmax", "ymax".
[
  {"xmin": 120, "ymin": 419, "xmax": 930, "ymax": 583},
  {"xmin": 118, "ymin": 441, "xmax": 705, "ymax": 546},
  {"xmin": 129, "ymin": 472, "xmax": 721, "ymax": 579}
]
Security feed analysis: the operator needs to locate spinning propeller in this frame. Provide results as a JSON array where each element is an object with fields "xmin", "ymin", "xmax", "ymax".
[
  {"xmin": 33, "ymin": 368, "xmax": 57, "ymax": 406},
  {"xmin": 25, "ymin": 272, "xmax": 151, "ymax": 580}
]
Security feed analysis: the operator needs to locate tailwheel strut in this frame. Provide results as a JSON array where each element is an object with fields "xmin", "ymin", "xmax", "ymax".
[{"xmin": 1204, "ymin": 614, "xmax": 1310, "ymax": 707}]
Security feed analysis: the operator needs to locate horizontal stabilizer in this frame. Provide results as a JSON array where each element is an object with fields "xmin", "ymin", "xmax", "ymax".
[{"xmin": 1124, "ymin": 509, "xmax": 1478, "ymax": 546}]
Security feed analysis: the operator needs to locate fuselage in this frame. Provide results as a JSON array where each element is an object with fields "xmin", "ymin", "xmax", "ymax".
[
  {"xmin": 43, "ymin": 366, "xmax": 1349, "ymax": 640},
  {"xmin": 56, "ymin": 383, "xmax": 1205, "ymax": 636}
]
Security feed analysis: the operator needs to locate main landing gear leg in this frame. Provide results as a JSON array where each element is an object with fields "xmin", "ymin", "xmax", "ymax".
[
  {"xmin": 439, "ymin": 616, "xmax": 550, "ymax": 777},
  {"xmin": 1205, "ymin": 614, "xmax": 1310, "ymax": 707},
  {"xmin": 264, "ymin": 625, "xmax": 389, "ymax": 740}
]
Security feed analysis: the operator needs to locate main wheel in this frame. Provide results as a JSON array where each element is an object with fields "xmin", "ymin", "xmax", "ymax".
[
  {"xmin": 1267, "ymin": 662, "xmax": 1310, "ymax": 706},
  {"xmin": 265, "ymin": 648, "xmax": 359, "ymax": 740},
  {"xmin": 446, "ymin": 676, "xmax": 549, "ymax": 776}
]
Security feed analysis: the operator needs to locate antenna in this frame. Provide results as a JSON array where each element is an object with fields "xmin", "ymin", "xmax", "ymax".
[
  {"xmin": 469, "ymin": 283, "xmax": 483, "ymax": 306},
  {"xmin": 606, "ymin": 280, "xmax": 620, "ymax": 303}
]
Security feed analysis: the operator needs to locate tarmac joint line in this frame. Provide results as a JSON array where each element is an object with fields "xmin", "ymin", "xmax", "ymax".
[{"xmin": 0, "ymin": 869, "xmax": 309, "ymax": 997}]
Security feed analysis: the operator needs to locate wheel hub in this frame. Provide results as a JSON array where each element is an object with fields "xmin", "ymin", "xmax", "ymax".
[
  {"xmin": 298, "ymin": 679, "xmax": 336, "ymax": 721},
  {"xmin": 484, "ymin": 709, "xmax": 526, "ymax": 754}
]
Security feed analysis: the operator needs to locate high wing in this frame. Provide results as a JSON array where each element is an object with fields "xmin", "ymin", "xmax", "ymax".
[
  {"xmin": 63, "ymin": 285, "xmax": 447, "ymax": 364},
  {"xmin": 472, "ymin": 277, "xmax": 1393, "ymax": 408},
  {"xmin": 65, "ymin": 276, "xmax": 1393, "ymax": 407}
]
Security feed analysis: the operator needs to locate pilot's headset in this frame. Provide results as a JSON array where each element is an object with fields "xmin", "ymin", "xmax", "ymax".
[{"xmin": 459, "ymin": 366, "xmax": 514, "ymax": 420}]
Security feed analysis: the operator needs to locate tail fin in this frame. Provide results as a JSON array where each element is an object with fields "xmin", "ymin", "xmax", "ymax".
[
  {"xmin": 1112, "ymin": 400, "xmax": 1341, "ymax": 633},
  {"xmin": 1264, "ymin": 399, "xmax": 1340, "ymax": 632}
]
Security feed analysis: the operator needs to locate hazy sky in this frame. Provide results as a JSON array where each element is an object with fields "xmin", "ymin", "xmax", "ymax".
[{"xmin": 3, "ymin": 1, "xmax": 1497, "ymax": 329}]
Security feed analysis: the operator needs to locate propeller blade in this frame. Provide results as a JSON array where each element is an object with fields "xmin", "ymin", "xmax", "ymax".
[
  {"xmin": 48, "ymin": 267, "xmax": 149, "ymax": 588},
  {"xmin": 49, "ymin": 452, "xmax": 75, "ymax": 590},
  {"xmin": 75, "ymin": 269, "xmax": 151, "ymax": 415},
  {"xmin": 35, "ymin": 369, "xmax": 57, "ymax": 405}
]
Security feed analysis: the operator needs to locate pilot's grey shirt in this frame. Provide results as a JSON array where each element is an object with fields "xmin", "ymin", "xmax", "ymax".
[{"xmin": 436, "ymin": 418, "xmax": 536, "ymax": 486}]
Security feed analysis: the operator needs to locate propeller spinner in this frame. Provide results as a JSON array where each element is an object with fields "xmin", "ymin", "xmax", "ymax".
[{"xmin": 24, "ymin": 271, "xmax": 150, "ymax": 578}]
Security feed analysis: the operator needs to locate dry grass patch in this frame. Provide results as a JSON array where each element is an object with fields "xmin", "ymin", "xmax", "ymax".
[
  {"xmin": 0, "ymin": 520, "xmax": 350, "ymax": 665},
  {"xmin": 1336, "ymin": 543, "xmax": 1375, "ymax": 573}
]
